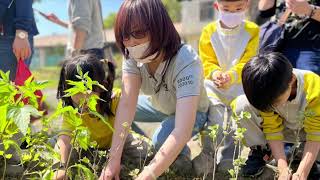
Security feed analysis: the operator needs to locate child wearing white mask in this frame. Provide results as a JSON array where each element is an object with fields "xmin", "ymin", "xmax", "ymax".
[{"xmin": 192, "ymin": 0, "xmax": 260, "ymax": 176}]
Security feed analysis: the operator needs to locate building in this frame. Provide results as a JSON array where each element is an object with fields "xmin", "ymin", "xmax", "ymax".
[{"xmin": 180, "ymin": 0, "xmax": 215, "ymax": 50}]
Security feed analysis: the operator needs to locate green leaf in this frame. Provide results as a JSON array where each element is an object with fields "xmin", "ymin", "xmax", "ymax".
[
  {"xmin": 5, "ymin": 154, "xmax": 12, "ymax": 159},
  {"xmin": 76, "ymin": 65, "xmax": 83, "ymax": 77},
  {"xmin": 71, "ymin": 164, "xmax": 95, "ymax": 180},
  {"xmin": 81, "ymin": 157, "xmax": 90, "ymax": 165},
  {"xmin": 43, "ymin": 169, "xmax": 54, "ymax": 180},
  {"xmin": 8, "ymin": 105, "xmax": 41, "ymax": 135},
  {"xmin": 21, "ymin": 153, "xmax": 32, "ymax": 162},
  {"xmin": 0, "ymin": 104, "xmax": 8, "ymax": 133},
  {"xmin": 89, "ymin": 111, "xmax": 113, "ymax": 132},
  {"xmin": 92, "ymin": 80, "xmax": 108, "ymax": 92},
  {"xmin": 0, "ymin": 151, "xmax": 4, "ymax": 156},
  {"xmin": 88, "ymin": 94, "xmax": 99, "ymax": 112},
  {"xmin": 3, "ymin": 139, "xmax": 20, "ymax": 152},
  {"xmin": 76, "ymin": 127, "xmax": 90, "ymax": 150}
]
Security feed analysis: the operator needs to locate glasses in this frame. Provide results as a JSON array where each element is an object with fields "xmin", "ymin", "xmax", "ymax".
[{"xmin": 123, "ymin": 29, "xmax": 148, "ymax": 41}]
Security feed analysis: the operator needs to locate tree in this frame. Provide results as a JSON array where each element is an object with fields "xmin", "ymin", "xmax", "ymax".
[
  {"xmin": 162, "ymin": 0, "xmax": 181, "ymax": 22},
  {"xmin": 103, "ymin": 0, "xmax": 182, "ymax": 29},
  {"xmin": 103, "ymin": 12, "xmax": 117, "ymax": 29}
]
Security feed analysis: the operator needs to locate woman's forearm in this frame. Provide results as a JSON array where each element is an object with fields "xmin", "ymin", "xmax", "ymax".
[
  {"xmin": 139, "ymin": 96, "xmax": 199, "ymax": 178},
  {"xmin": 108, "ymin": 96, "xmax": 138, "ymax": 161},
  {"xmin": 108, "ymin": 73, "xmax": 141, "ymax": 162}
]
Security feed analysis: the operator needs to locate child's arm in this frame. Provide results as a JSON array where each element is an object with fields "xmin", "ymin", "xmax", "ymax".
[
  {"xmin": 293, "ymin": 141, "xmax": 320, "ymax": 179},
  {"xmin": 199, "ymin": 24, "xmax": 222, "ymax": 80},
  {"xmin": 53, "ymin": 135, "xmax": 72, "ymax": 180},
  {"xmin": 261, "ymin": 111, "xmax": 290, "ymax": 178},
  {"xmin": 268, "ymin": 140, "xmax": 291, "ymax": 179},
  {"xmin": 226, "ymin": 23, "xmax": 259, "ymax": 84},
  {"xmin": 298, "ymin": 77, "xmax": 320, "ymax": 178},
  {"xmin": 56, "ymin": 135, "xmax": 72, "ymax": 165}
]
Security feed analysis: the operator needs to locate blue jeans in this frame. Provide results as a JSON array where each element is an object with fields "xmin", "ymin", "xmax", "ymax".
[
  {"xmin": 0, "ymin": 35, "xmax": 34, "ymax": 80},
  {"xmin": 283, "ymin": 48, "xmax": 320, "ymax": 75},
  {"xmin": 133, "ymin": 95, "xmax": 208, "ymax": 157}
]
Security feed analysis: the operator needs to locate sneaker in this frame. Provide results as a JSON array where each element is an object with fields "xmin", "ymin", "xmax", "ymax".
[
  {"xmin": 171, "ymin": 154, "xmax": 193, "ymax": 175},
  {"xmin": 241, "ymin": 146, "xmax": 271, "ymax": 177}
]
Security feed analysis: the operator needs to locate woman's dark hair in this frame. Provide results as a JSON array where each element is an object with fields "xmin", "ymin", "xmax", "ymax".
[
  {"xmin": 57, "ymin": 54, "xmax": 115, "ymax": 116},
  {"xmin": 114, "ymin": 0, "xmax": 181, "ymax": 61},
  {"xmin": 242, "ymin": 52, "xmax": 293, "ymax": 112}
]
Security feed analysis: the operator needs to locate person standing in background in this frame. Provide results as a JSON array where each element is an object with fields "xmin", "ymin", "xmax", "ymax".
[
  {"xmin": 39, "ymin": 0, "xmax": 110, "ymax": 60},
  {"xmin": 0, "ymin": 0, "xmax": 38, "ymax": 80}
]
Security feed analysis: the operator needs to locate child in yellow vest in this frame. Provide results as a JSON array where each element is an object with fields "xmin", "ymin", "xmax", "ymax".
[
  {"xmin": 232, "ymin": 52, "xmax": 320, "ymax": 179},
  {"xmin": 193, "ymin": 0, "xmax": 259, "ymax": 176}
]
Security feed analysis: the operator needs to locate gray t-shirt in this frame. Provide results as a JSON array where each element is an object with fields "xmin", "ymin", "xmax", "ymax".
[
  {"xmin": 68, "ymin": 0, "xmax": 104, "ymax": 51},
  {"xmin": 122, "ymin": 45, "xmax": 209, "ymax": 115}
]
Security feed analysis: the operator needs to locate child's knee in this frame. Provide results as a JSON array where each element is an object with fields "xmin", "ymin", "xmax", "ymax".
[{"xmin": 231, "ymin": 95, "xmax": 252, "ymax": 115}]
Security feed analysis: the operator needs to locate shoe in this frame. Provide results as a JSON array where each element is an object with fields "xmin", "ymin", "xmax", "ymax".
[
  {"xmin": 241, "ymin": 146, "xmax": 271, "ymax": 177},
  {"xmin": 192, "ymin": 151, "xmax": 214, "ymax": 177}
]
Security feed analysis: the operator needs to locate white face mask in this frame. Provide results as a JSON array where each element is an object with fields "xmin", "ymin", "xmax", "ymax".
[
  {"xmin": 126, "ymin": 42, "xmax": 157, "ymax": 65},
  {"xmin": 219, "ymin": 11, "xmax": 246, "ymax": 28}
]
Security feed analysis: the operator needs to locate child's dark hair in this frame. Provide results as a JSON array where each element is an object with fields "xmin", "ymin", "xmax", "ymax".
[
  {"xmin": 57, "ymin": 54, "xmax": 116, "ymax": 116},
  {"xmin": 242, "ymin": 52, "xmax": 293, "ymax": 112}
]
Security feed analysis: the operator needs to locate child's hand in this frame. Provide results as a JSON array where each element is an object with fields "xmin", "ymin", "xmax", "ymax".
[
  {"xmin": 53, "ymin": 169, "xmax": 67, "ymax": 180},
  {"xmin": 211, "ymin": 71, "xmax": 224, "ymax": 87},
  {"xmin": 211, "ymin": 71, "xmax": 231, "ymax": 89},
  {"xmin": 219, "ymin": 72, "xmax": 231, "ymax": 89}
]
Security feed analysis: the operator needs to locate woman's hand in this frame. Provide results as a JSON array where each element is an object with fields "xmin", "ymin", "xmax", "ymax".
[
  {"xmin": 13, "ymin": 31, "xmax": 31, "ymax": 61},
  {"xmin": 99, "ymin": 159, "xmax": 121, "ymax": 180}
]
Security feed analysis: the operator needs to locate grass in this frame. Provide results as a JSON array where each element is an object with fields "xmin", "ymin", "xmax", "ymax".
[{"xmin": 32, "ymin": 66, "xmax": 61, "ymax": 89}]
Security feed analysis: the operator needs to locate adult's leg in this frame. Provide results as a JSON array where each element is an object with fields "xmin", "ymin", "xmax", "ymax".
[
  {"xmin": 131, "ymin": 95, "xmax": 168, "ymax": 136},
  {"xmin": 0, "ymin": 36, "xmax": 17, "ymax": 80}
]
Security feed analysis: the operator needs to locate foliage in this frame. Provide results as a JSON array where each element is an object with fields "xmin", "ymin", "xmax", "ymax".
[{"xmin": 103, "ymin": 0, "xmax": 182, "ymax": 29}]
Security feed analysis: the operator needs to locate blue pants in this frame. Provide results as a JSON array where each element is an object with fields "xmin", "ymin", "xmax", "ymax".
[
  {"xmin": 283, "ymin": 48, "xmax": 320, "ymax": 75},
  {"xmin": 133, "ymin": 95, "xmax": 207, "ymax": 157},
  {"xmin": 0, "ymin": 35, "xmax": 34, "ymax": 80}
]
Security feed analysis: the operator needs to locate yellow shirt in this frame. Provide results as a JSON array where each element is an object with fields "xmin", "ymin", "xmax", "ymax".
[
  {"xmin": 199, "ymin": 20, "xmax": 259, "ymax": 84},
  {"xmin": 260, "ymin": 70, "xmax": 320, "ymax": 142},
  {"xmin": 58, "ymin": 89, "xmax": 121, "ymax": 149}
]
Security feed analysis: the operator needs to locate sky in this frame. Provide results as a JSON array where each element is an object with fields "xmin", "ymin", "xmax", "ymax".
[{"xmin": 33, "ymin": 0, "xmax": 123, "ymax": 37}]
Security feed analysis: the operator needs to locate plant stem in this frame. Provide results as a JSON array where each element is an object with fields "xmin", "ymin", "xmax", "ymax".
[
  {"xmin": 2, "ymin": 155, "xmax": 7, "ymax": 180},
  {"xmin": 212, "ymin": 140, "xmax": 218, "ymax": 180}
]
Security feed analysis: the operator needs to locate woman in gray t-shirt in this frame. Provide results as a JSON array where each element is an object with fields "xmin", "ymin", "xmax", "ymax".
[{"xmin": 99, "ymin": 0, "xmax": 209, "ymax": 179}]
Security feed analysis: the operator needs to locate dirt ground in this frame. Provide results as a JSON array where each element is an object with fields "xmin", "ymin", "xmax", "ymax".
[{"xmin": 0, "ymin": 89, "xmax": 274, "ymax": 180}]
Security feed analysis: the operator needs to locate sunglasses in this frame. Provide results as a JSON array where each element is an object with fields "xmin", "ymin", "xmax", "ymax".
[{"xmin": 123, "ymin": 29, "xmax": 148, "ymax": 41}]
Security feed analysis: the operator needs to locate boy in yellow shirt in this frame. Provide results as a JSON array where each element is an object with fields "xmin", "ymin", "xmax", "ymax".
[
  {"xmin": 232, "ymin": 52, "xmax": 320, "ymax": 179},
  {"xmin": 193, "ymin": 0, "xmax": 259, "ymax": 176}
]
